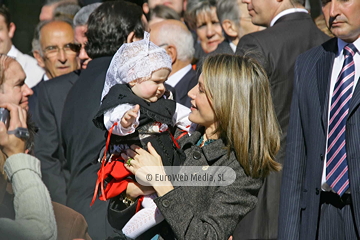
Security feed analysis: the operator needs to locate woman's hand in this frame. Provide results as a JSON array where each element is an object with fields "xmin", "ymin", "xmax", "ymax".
[
  {"xmin": 0, "ymin": 103, "xmax": 27, "ymax": 157},
  {"xmin": 122, "ymin": 142, "xmax": 162, "ymax": 168},
  {"xmin": 123, "ymin": 142, "xmax": 174, "ymax": 196},
  {"xmin": 126, "ymin": 182, "xmax": 155, "ymax": 199}
]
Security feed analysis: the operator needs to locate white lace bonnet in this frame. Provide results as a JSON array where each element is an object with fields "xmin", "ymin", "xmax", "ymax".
[{"xmin": 101, "ymin": 32, "xmax": 172, "ymax": 100}]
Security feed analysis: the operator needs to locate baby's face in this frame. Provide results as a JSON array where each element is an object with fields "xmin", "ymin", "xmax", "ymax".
[{"xmin": 130, "ymin": 68, "xmax": 170, "ymax": 102}]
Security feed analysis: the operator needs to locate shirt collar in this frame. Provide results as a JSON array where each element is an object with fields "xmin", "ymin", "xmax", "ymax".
[
  {"xmin": 7, "ymin": 45, "xmax": 18, "ymax": 59},
  {"xmin": 270, "ymin": 8, "xmax": 308, "ymax": 27},
  {"xmin": 229, "ymin": 41, "xmax": 237, "ymax": 53},
  {"xmin": 43, "ymin": 73, "xmax": 50, "ymax": 81},
  {"xmin": 337, "ymin": 38, "xmax": 360, "ymax": 56},
  {"xmin": 166, "ymin": 64, "xmax": 192, "ymax": 87}
]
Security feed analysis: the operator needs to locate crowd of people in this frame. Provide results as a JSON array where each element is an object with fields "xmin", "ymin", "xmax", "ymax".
[{"xmin": 0, "ymin": 0, "xmax": 358, "ymax": 239}]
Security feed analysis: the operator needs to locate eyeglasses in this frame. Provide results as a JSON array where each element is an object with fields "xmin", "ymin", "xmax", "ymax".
[{"xmin": 43, "ymin": 43, "xmax": 81, "ymax": 57}]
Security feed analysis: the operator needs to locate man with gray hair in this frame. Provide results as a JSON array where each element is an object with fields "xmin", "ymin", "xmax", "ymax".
[
  {"xmin": 150, "ymin": 19, "xmax": 197, "ymax": 108},
  {"xmin": 73, "ymin": 2, "xmax": 101, "ymax": 69},
  {"xmin": 214, "ymin": 0, "xmax": 262, "ymax": 54},
  {"xmin": 32, "ymin": 3, "xmax": 101, "ymax": 206},
  {"xmin": 32, "ymin": 19, "xmax": 79, "ymax": 82}
]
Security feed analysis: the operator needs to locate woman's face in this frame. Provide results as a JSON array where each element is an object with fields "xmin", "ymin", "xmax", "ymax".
[
  {"xmin": 188, "ymin": 74, "xmax": 216, "ymax": 130},
  {"xmin": 196, "ymin": 7, "xmax": 224, "ymax": 53}
]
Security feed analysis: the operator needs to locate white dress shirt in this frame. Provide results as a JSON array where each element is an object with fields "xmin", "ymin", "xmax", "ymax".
[
  {"xmin": 7, "ymin": 45, "xmax": 45, "ymax": 88},
  {"xmin": 270, "ymin": 8, "xmax": 309, "ymax": 27},
  {"xmin": 166, "ymin": 64, "xmax": 192, "ymax": 88}
]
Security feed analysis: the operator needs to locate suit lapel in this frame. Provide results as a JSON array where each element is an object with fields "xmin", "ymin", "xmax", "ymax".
[
  {"xmin": 175, "ymin": 69, "xmax": 192, "ymax": 100},
  {"xmin": 317, "ymin": 51, "xmax": 333, "ymax": 131},
  {"xmin": 69, "ymin": 69, "xmax": 81, "ymax": 85},
  {"xmin": 317, "ymin": 38, "xmax": 337, "ymax": 131}
]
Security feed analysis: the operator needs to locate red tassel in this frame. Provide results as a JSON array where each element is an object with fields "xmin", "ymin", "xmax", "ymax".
[
  {"xmin": 91, "ymin": 122, "xmax": 118, "ymax": 206},
  {"xmin": 136, "ymin": 196, "xmax": 144, "ymax": 212}
]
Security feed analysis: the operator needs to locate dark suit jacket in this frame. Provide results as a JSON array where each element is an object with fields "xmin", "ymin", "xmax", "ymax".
[
  {"xmin": 278, "ymin": 38, "xmax": 360, "ymax": 239},
  {"xmin": 211, "ymin": 39, "xmax": 234, "ymax": 55},
  {"xmin": 196, "ymin": 39, "xmax": 234, "ymax": 73},
  {"xmin": 234, "ymin": 12, "xmax": 329, "ymax": 239},
  {"xmin": 61, "ymin": 56, "xmax": 115, "ymax": 240},
  {"xmin": 33, "ymin": 71, "xmax": 80, "ymax": 205},
  {"xmin": 173, "ymin": 68, "xmax": 198, "ymax": 108},
  {"xmin": 28, "ymin": 76, "xmax": 44, "ymax": 122}
]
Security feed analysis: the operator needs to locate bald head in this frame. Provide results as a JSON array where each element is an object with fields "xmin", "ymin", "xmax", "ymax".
[
  {"xmin": 34, "ymin": 20, "xmax": 78, "ymax": 79},
  {"xmin": 40, "ymin": 21, "xmax": 73, "ymax": 41},
  {"xmin": 150, "ymin": 19, "xmax": 194, "ymax": 73},
  {"xmin": 150, "ymin": 19, "xmax": 188, "ymax": 38}
]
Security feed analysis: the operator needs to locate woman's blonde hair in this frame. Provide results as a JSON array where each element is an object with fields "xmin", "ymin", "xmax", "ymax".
[{"xmin": 202, "ymin": 54, "xmax": 281, "ymax": 178}]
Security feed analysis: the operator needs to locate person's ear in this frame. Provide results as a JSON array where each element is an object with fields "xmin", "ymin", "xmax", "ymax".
[
  {"xmin": 8, "ymin": 22, "xmax": 16, "ymax": 39},
  {"xmin": 33, "ymin": 51, "xmax": 45, "ymax": 68},
  {"xmin": 183, "ymin": 0, "xmax": 188, "ymax": 11},
  {"xmin": 142, "ymin": 2, "xmax": 150, "ymax": 14},
  {"xmin": 165, "ymin": 45, "xmax": 177, "ymax": 64},
  {"xmin": 222, "ymin": 20, "xmax": 238, "ymax": 38},
  {"xmin": 128, "ymin": 81, "xmax": 136, "ymax": 87},
  {"xmin": 126, "ymin": 31, "xmax": 142, "ymax": 43}
]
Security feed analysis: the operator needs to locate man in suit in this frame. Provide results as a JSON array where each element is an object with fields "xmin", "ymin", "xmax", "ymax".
[
  {"xmin": 61, "ymin": 1, "xmax": 146, "ymax": 239},
  {"xmin": 32, "ymin": 19, "xmax": 79, "ymax": 82},
  {"xmin": 278, "ymin": 0, "xmax": 360, "ymax": 239},
  {"xmin": 0, "ymin": 5, "xmax": 44, "ymax": 89},
  {"xmin": 214, "ymin": 0, "xmax": 263, "ymax": 54},
  {"xmin": 33, "ymin": 2, "xmax": 100, "ymax": 206},
  {"xmin": 150, "ymin": 19, "xmax": 197, "ymax": 108},
  {"xmin": 28, "ymin": 18, "xmax": 80, "ymax": 121},
  {"xmin": 234, "ymin": 0, "xmax": 329, "ymax": 239},
  {"xmin": 73, "ymin": 3, "xmax": 101, "ymax": 69}
]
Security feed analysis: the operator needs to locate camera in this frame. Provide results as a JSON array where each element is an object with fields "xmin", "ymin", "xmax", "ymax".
[{"xmin": 0, "ymin": 107, "xmax": 9, "ymax": 128}]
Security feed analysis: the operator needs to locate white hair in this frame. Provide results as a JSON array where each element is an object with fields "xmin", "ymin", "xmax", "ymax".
[
  {"xmin": 73, "ymin": 2, "xmax": 102, "ymax": 27},
  {"xmin": 153, "ymin": 21, "xmax": 194, "ymax": 62}
]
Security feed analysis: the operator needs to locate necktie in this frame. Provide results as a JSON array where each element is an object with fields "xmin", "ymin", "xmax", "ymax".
[{"xmin": 326, "ymin": 43, "xmax": 357, "ymax": 196}]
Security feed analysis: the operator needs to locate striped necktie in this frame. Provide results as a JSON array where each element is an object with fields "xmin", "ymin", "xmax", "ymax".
[{"xmin": 326, "ymin": 43, "xmax": 357, "ymax": 196}]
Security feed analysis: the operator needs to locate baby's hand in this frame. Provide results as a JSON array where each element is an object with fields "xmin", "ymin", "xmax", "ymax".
[{"xmin": 121, "ymin": 104, "xmax": 140, "ymax": 128}]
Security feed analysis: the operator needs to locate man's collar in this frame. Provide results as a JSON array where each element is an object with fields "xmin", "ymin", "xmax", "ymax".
[
  {"xmin": 43, "ymin": 73, "xmax": 50, "ymax": 81},
  {"xmin": 7, "ymin": 45, "xmax": 18, "ymax": 59},
  {"xmin": 270, "ymin": 8, "xmax": 308, "ymax": 27},
  {"xmin": 166, "ymin": 64, "xmax": 192, "ymax": 87},
  {"xmin": 337, "ymin": 38, "xmax": 360, "ymax": 56}
]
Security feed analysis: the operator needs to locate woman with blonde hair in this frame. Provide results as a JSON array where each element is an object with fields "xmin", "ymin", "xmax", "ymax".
[{"xmin": 120, "ymin": 54, "xmax": 281, "ymax": 239}]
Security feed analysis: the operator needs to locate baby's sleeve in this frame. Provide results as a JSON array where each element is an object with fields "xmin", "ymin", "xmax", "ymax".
[
  {"xmin": 103, "ymin": 103, "xmax": 140, "ymax": 136},
  {"xmin": 173, "ymin": 103, "xmax": 194, "ymax": 132}
]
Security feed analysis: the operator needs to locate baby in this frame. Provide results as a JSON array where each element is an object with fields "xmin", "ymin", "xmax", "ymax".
[{"xmin": 92, "ymin": 32, "xmax": 193, "ymax": 239}]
